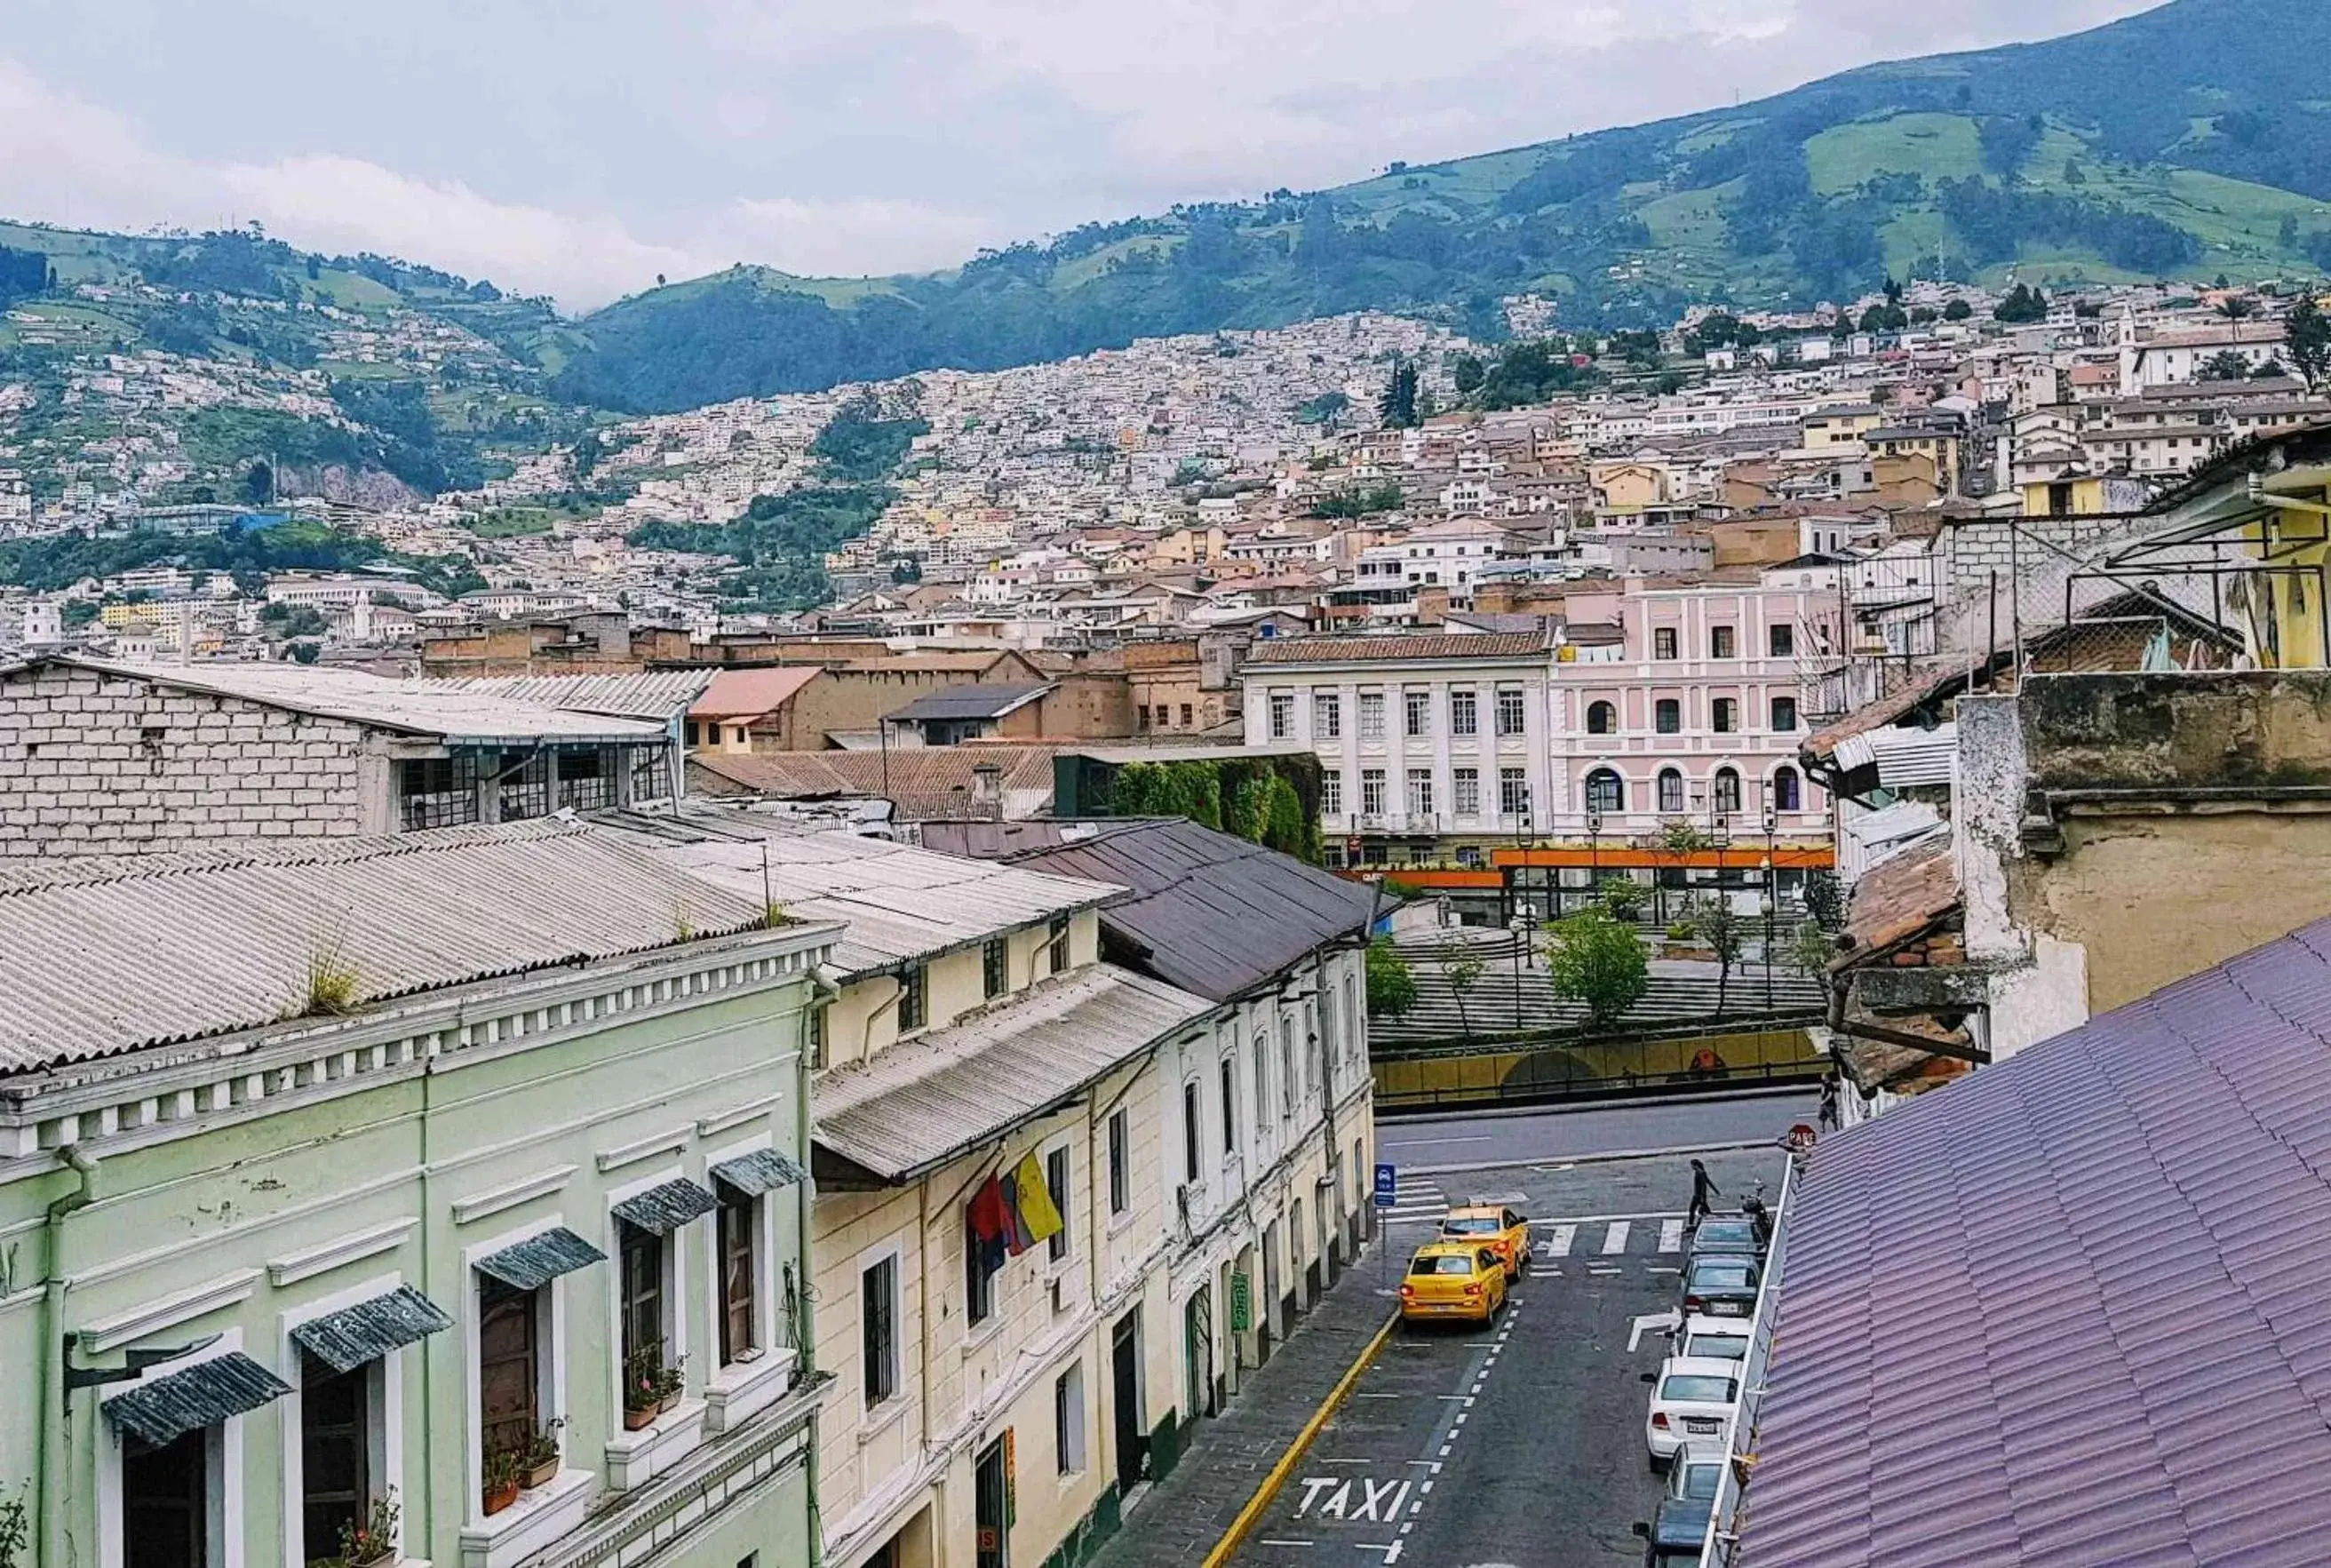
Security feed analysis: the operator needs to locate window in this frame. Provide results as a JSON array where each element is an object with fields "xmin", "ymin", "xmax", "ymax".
[
  {"xmin": 1586, "ymin": 700, "xmax": 1616, "ymax": 735},
  {"xmin": 1404, "ymin": 690, "xmax": 1430, "ymax": 737},
  {"xmin": 1769, "ymin": 624, "xmax": 1794, "ymax": 657},
  {"xmin": 479, "ymin": 1277, "xmax": 541, "ymax": 1465},
  {"xmin": 1653, "ymin": 627, "xmax": 1678, "ymax": 660},
  {"xmin": 618, "ymin": 1220, "xmax": 667, "ymax": 1390},
  {"xmin": 965, "ymin": 1209, "xmax": 995, "ymax": 1327},
  {"xmin": 1712, "ymin": 698, "xmax": 1738, "ymax": 734},
  {"xmin": 977, "ymin": 938, "xmax": 1007, "ymax": 1000},
  {"xmin": 1774, "ymin": 766, "xmax": 1802, "ymax": 813},
  {"xmin": 1659, "ymin": 768, "xmax": 1685, "ymax": 814},
  {"xmin": 807, "ymin": 1003, "xmax": 826, "ymax": 1071},
  {"xmin": 718, "ymin": 1186, "xmax": 759, "ymax": 1366},
  {"xmin": 1180, "ymin": 704, "xmax": 1193, "ymax": 728},
  {"xmin": 556, "ymin": 748, "xmax": 619, "ymax": 813},
  {"xmin": 1711, "ymin": 626, "xmax": 1737, "ymax": 659},
  {"xmin": 1314, "ymin": 690, "xmax": 1341, "ymax": 738},
  {"xmin": 1357, "ymin": 691, "xmax": 1386, "ymax": 739},
  {"xmin": 1406, "ymin": 769, "xmax": 1434, "ymax": 818},
  {"xmin": 1182, "ymin": 1082, "xmax": 1203, "ymax": 1184},
  {"xmin": 1046, "ymin": 1146, "xmax": 1072, "ymax": 1263},
  {"xmin": 1322, "ymin": 772, "xmax": 1343, "ymax": 816},
  {"xmin": 1453, "ymin": 768, "xmax": 1480, "ymax": 816},
  {"xmin": 1714, "ymin": 768, "xmax": 1743, "ymax": 816},
  {"xmin": 1450, "ymin": 689, "xmax": 1478, "ymax": 736},
  {"xmin": 1055, "ymin": 1362, "xmax": 1087, "ymax": 1476},
  {"xmin": 1655, "ymin": 698, "xmax": 1681, "ymax": 735},
  {"xmin": 124, "ymin": 1427, "xmax": 210, "ymax": 1568},
  {"xmin": 1586, "ymin": 768, "xmax": 1625, "ymax": 814},
  {"xmin": 863, "ymin": 1255, "xmax": 899, "ymax": 1403},
  {"xmin": 1253, "ymin": 1031, "xmax": 1269, "ymax": 1144},
  {"xmin": 397, "ymin": 753, "xmax": 481, "ymax": 831},
  {"xmin": 1361, "ymin": 768, "xmax": 1387, "ymax": 816},
  {"xmin": 1268, "ymin": 691, "xmax": 1293, "ymax": 740},
  {"xmin": 1219, "ymin": 1059, "xmax": 1237, "ymax": 1156},
  {"xmin": 1108, "ymin": 1109, "xmax": 1130, "ymax": 1215},
  {"xmin": 1280, "ymin": 1020, "xmax": 1297, "ymax": 1119},
  {"xmin": 1495, "ymin": 688, "xmax": 1525, "ymax": 736},
  {"xmin": 1047, "ymin": 916, "xmax": 1070, "ymax": 975},
  {"xmin": 497, "ymin": 750, "xmax": 552, "ymax": 824},
  {"xmin": 1499, "ymin": 768, "xmax": 1530, "ymax": 818},
  {"xmin": 301, "ymin": 1355, "xmax": 370, "ymax": 1564},
  {"xmin": 1772, "ymin": 696, "xmax": 1797, "ymax": 732},
  {"xmin": 897, "ymin": 966, "xmax": 927, "ymax": 1032}
]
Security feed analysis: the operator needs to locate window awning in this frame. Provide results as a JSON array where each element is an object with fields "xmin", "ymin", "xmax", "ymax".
[
  {"xmin": 476, "ymin": 1226, "xmax": 606, "ymax": 1292},
  {"xmin": 611, "ymin": 1178, "xmax": 719, "ymax": 1236},
  {"xmin": 105, "ymin": 1352, "xmax": 290, "ymax": 1449},
  {"xmin": 711, "ymin": 1148, "xmax": 808, "ymax": 1198},
  {"xmin": 289, "ymin": 1285, "xmax": 454, "ymax": 1376}
]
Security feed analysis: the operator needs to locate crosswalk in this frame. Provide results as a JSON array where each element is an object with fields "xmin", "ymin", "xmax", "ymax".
[
  {"xmin": 1380, "ymin": 1190, "xmax": 1695, "ymax": 1264},
  {"xmin": 1381, "ymin": 1175, "xmax": 1450, "ymax": 1228}
]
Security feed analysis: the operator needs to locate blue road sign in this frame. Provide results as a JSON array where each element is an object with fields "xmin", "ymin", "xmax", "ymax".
[{"xmin": 1372, "ymin": 1162, "xmax": 1397, "ymax": 1210}]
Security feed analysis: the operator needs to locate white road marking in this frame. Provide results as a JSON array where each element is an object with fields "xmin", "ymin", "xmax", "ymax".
[
  {"xmin": 1257, "ymin": 1541, "xmax": 1314, "ymax": 1549},
  {"xmin": 1543, "ymin": 1224, "xmax": 1578, "ymax": 1258},
  {"xmin": 1317, "ymin": 1457, "xmax": 1374, "ymax": 1466},
  {"xmin": 1629, "ymin": 1309, "xmax": 1682, "ymax": 1352},
  {"xmin": 1381, "ymin": 1135, "xmax": 1492, "ymax": 1147},
  {"xmin": 1601, "ymin": 1221, "xmax": 1633, "ymax": 1255},
  {"xmin": 1659, "ymin": 1219, "xmax": 1685, "ymax": 1253},
  {"xmin": 1646, "ymin": 1265, "xmax": 1683, "ymax": 1276},
  {"xmin": 1356, "ymin": 1392, "xmax": 1404, "ymax": 1400},
  {"xmin": 1438, "ymin": 1443, "xmax": 1453, "ymax": 1457}
]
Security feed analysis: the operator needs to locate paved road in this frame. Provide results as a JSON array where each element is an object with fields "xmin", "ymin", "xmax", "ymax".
[
  {"xmin": 1378, "ymin": 1088, "xmax": 1819, "ymax": 1173},
  {"xmin": 1231, "ymin": 1149, "xmax": 1789, "ymax": 1568}
]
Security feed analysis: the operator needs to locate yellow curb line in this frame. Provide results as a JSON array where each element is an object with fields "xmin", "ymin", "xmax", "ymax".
[{"xmin": 1199, "ymin": 1307, "xmax": 1401, "ymax": 1568}]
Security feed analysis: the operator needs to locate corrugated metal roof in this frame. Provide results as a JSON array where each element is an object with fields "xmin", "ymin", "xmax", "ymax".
[
  {"xmin": 28, "ymin": 656, "xmax": 665, "ymax": 744},
  {"xmin": 106, "ymin": 1353, "xmax": 290, "ymax": 1448},
  {"xmin": 688, "ymin": 744, "xmax": 1062, "ymax": 819},
  {"xmin": 815, "ymin": 965, "xmax": 1213, "ymax": 1182},
  {"xmin": 600, "ymin": 814, "xmax": 1120, "ymax": 976},
  {"xmin": 712, "ymin": 1148, "xmax": 807, "ymax": 1196},
  {"xmin": 611, "ymin": 1178, "xmax": 719, "ymax": 1235},
  {"xmin": 690, "ymin": 665, "xmax": 822, "ymax": 720},
  {"xmin": 289, "ymin": 1285, "xmax": 454, "ymax": 1374},
  {"xmin": 0, "ymin": 821, "xmax": 777, "ymax": 1077},
  {"xmin": 476, "ymin": 1226, "xmax": 606, "ymax": 1292},
  {"xmin": 1739, "ymin": 915, "xmax": 2331, "ymax": 1568},
  {"xmin": 1831, "ymin": 721, "xmax": 1958, "ymax": 788},
  {"xmin": 885, "ymin": 682, "xmax": 1054, "ymax": 722},
  {"xmin": 925, "ymin": 818, "xmax": 1377, "ymax": 1002},
  {"xmin": 425, "ymin": 669, "xmax": 712, "ymax": 722}
]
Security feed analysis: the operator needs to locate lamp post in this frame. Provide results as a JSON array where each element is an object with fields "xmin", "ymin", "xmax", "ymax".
[
  {"xmin": 1509, "ymin": 912, "xmax": 1529, "ymax": 1031},
  {"xmin": 1762, "ymin": 793, "xmax": 1779, "ymax": 1012},
  {"xmin": 1587, "ymin": 807, "xmax": 1604, "ymax": 921}
]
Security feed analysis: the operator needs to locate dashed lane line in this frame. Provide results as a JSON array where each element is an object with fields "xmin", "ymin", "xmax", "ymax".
[{"xmin": 1601, "ymin": 1221, "xmax": 1633, "ymax": 1254}]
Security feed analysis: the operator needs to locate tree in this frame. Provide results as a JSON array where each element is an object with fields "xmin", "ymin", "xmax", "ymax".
[
  {"xmin": 1366, "ymin": 935, "xmax": 1418, "ymax": 1019},
  {"xmin": 1787, "ymin": 921, "xmax": 1840, "ymax": 979},
  {"xmin": 1543, "ymin": 907, "xmax": 1650, "ymax": 1031},
  {"xmin": 1689, "ymin": 896, "xmax": 1746, "ymax": 1018},
  {"xmin": 2218, "ymin": 294, "xmax": 2257, "ymax": 321},
  {"xmin": 1451, "ymin": 354, "xmax": 1485, "ymax": 394},
  {"xmin": 1438, "ymin": 938, "xmax": 1487, "ymax": 1040},
  {"xmin": 1657, "ymin": 819, "xmax": 1709, "ymax": 923},
  {"xmin": 1377, "ymin": 359, "xmax": 1420, "ymax": 428},
  {"xmin": 1943, "ymin": 298, "xmax": 1974, "ymax": 322},
  {"xmin": 1598, "ymin": 880, "xmax": 1645, "ymax": 924},
  {"xmin": 288, "ymin": 641, "xmax": 322, "ymax": 665},
  {"xmin": 242, "ymin": 460, "xmax": 274, "ymax": 507},
  {"xmin": 1801, "ymin": 868, "xmax": 1846, "ymax": 932},
  {"xmin": 2253, "ymin": 358, "xmax": 2289, "ymax": 380},
  {"xmin": 1994, "ymin": 283, "xmax": 2049, "ymax": 324},
  {"xmin": 2200, "ymin": 349, "xmax": 2255, "ymax": 383},
  {"xmin": 2287, "ymin": 295, "xmax": 2331, "ymax": 392}
]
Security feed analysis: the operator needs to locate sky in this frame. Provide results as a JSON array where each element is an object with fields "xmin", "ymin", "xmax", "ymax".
[{"xmin": 0, "ymin": 0, "xmax": 2164, "ymax": 313}]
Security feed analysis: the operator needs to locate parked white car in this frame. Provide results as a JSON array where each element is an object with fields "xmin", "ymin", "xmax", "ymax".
[
  {"xmin": 1644, "ymin": 1356, "xmax": 1740, "ymax": 1466},
  {"xmin": 1675, "ymin": 1313, "xmax": 1752, "ymax": 1365}
]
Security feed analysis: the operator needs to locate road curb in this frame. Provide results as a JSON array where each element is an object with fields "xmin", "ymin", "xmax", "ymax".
[
  {"xmin": 1404, "ymin": 1138, "xmax": 1774, "ymax": 1178},
  {"xmin": 1198, "ymin": 1306, "xmax": 1399, "ymax": 1568},
  {"xmin": 1377, "ymin": 1083, "xmax": 1813, "ymax": 1124}
]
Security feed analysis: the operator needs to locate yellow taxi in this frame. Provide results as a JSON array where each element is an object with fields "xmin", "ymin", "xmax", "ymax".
[
  {"xmin": 1439, "ymin": 1203, "xmax": 1531, "ymax": 1278},
  {"xmin": 1398, "ymin": 1240, "xmax": 1509, "ymax": 1325}
]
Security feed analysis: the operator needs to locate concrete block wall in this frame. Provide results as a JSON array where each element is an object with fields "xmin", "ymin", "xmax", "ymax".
[
  {"xmin": 0, "ymin": 666, "xmax": 374, "ymax": 857},
  {"xmin": 1938, "ymin": 514, "xmax": 2129, "ymax": 589}
]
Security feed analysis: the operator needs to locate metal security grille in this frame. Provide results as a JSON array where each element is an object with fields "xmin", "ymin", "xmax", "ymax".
[
  {"xmin": 497, "ymin": 751, "xmax": 551, "ymax": 823},
  {"xmin": 396, "ymin": 754, "xmax": 481, "ymax": 831}
]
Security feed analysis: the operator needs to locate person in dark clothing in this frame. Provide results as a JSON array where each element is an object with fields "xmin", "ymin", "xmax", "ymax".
[
  {"xmin": 1687, "ymin": 1158, "xmax": 1722, "ymax": 1229},
  {"xmin": 1818, "ymin": 1073, "xmax": 1842, "ymax": 1132}
]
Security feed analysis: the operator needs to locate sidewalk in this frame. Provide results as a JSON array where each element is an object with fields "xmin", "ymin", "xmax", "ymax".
[{"xmin": 1087, "ymin": 1243, "xmax": 1396, "ymax": 1568}]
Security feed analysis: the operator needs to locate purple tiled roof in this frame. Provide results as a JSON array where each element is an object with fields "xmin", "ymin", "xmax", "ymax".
[{"xmin": 1738, "ymin": 917, "xmax": 2331, "ymax": 1568}]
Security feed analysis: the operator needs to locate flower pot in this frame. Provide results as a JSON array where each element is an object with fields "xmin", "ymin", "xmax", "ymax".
[
  {"xmin": 522, "ymin": 1458, "xmax": 561, "ymax": 1489},
  {"xmin": 657, "ymin": 1389, "xmax": 680, "ymax": 1413},
  {"xmin": 625, "ymin": 1405, "xmax": 658, "ymax": 1431},
  {"xmin": 483, "ymin": 1482, "xmax": 520, "ymax": 1516}
]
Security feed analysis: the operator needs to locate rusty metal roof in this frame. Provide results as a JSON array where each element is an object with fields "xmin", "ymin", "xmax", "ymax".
[{"xmin": 425, "ymin": 669, "xmax": 713, "ymax": 722}]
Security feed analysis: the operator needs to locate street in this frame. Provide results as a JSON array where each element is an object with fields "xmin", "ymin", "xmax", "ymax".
[
  {"xmin": 1230, "ymin": 1148, "xmax": 1790, "ymax": 1568},
  {"xmin": 1378, "ymin": 1088, "xmax": 1819, "ymax": 1170}
]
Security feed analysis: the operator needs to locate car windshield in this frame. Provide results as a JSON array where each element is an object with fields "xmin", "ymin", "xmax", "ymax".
[
  {"xmin": 1680, "ymin": 1461, "xmax": 1722, "ymax": 1500},
  {"xmin": 1654, "ymin": 1548, "xmax": 1702, "ymax": 1567},
  {"xmin": 1691, "ymin": 1260, "xmax": 1754, "ymax": 1288},
  {"xmin": 1411, "ymin": 1254, "xmax": 1475, "ymax": 1276},
  {"xmin": 1660, "ymin": 1374, "xmax": 1737, "ymax": 1404},
  {"xmin": 1695, "ymin": 1221, "xmax": 1754, "ymax": 1246},
  {"xmin": 1685, "ymin": 1333, "xmax": 1749, "ymax": 1360},
  {"xmin": 1442, "ymin": 1217, "xmax": 1500, "ymax": 1234}
]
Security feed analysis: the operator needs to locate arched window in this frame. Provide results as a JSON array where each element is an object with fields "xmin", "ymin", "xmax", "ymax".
[
  {"xmin": 1586, "ymin": 700, "xmax": 1617, "ymax": 736},
  {"xmin": 1773, "ymin": 765, "xmax": 1802, "ymax": 813},
  {"xmin": 1586, "ymin": 768, "xmax": 1625, "ymax": 814},
  {"xmin": 1658, "ymin": 768, "xmax": 1684, "ymax": 815},
  {"xmin": 1654, "ymin": 698, "xmax": 1681, "ymax": 735},
  {"xmin": 1713, "ymin": 767, "xmax": 1743, "ymax": 816}
]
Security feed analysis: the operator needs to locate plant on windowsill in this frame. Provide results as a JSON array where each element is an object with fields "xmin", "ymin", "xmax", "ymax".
[
  {"xmin": 624, "ymin": 1344, "xmax": 665, "ymax": 1430},
  {"xmin": 481, "ymin": 1448, "xmax": 522, "ymax": 1516},
  {"xmin": 338, "ymin": 1489, "xmax": 399, "ymax": 1566},
  {"xmin": 521, "ymin": 1420, "xmax": 564, "ymax": 1489},
  {"xmin": 656, "ymin": 1351, "xmax": 688, "ymax": 1413}
]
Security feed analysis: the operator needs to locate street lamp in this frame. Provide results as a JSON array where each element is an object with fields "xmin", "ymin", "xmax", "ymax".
[
  {"xmin": 1762, "ymin": 793, "xmax": 1780, "ymax": 1012},
  {"xmin": 1586, "ymin": 806, "xmax": 1604, "ymax": 921},
  {"xmin": 1509, "ymin": 912, "xmax": 1530, "ymax": 1031}
]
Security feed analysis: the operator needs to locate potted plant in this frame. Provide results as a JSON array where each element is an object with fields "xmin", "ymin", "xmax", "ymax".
[
  {"xmin": 656, "ymin": 1352, "xmax": 688, "ymax": 1413},
  {"xmin": 624, "ymin": 1345, "xmax": 664, "ymax": 1430},
  {"xmin": 521, "ymin": 1421, "xmax": 563, "ymax": 1489},
  {"xmin": 481, "ymin": 1450, "xmax": 521, "ymax": 1516},
  {"xmin": 338, "ymin": 1490, "xmax": 399, "ymax": 1566}
]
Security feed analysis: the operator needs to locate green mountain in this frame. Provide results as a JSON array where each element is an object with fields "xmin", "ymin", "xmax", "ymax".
[{"xmin": 548, "ymin": 0, "xmax": 2331, "ymax": 411}]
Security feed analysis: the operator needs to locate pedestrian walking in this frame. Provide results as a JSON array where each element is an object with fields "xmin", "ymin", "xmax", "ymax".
[
  {"xmin": 1687, "ymin": 1158, "xmax": 1722, "ymax": 1229},
  {"xmin": 1818, "ymin": 1073, "xmax": 1841, "ymax": 1132}
]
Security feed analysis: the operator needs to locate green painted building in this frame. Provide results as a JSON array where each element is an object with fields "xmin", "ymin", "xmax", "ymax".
[{"xmin": 0, "ymin": 822, "xmax": 838, "ymax": 1568}]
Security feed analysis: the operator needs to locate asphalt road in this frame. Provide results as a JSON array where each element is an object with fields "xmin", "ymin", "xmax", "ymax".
[
  {"xmin": 1378, "ymin": 1089, "xmax": 1819, "ymax": 1172},
  {"xmin": 1231, "ymin": 1149, "xmax": 1790, "ymax": 1568}
]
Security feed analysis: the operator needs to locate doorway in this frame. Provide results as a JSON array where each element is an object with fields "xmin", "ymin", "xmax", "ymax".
[
  {"xmin": 1110, "ymin": 1309, "xmax": 1145, "ymax": 1497},
  {"xmin": 1260, "ymin": 1220, "xmax": 1283, "ymax": 1361},
  {"xmin": 974, "ymin": 1438, "xmax": 1008, "ymax": 1568},
  {"xmin": 1183, "ymin": 1288, "xmax": 1214, "ymax": 1421}
]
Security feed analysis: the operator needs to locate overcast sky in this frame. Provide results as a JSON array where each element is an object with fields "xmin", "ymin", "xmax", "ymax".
[{"xmin": 0, "ymin": 0, "xmax": 2161, "ymax": 312}]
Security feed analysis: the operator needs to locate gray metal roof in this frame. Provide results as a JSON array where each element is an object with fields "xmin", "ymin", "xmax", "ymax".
[
  {"xmin": 884, "ymin": 682, "xmax": 1054, "ymax": 723},
  {"xmin": 423, "ymin": 669, "xmax": 712, "ymax": 723},
  {"xmin": 33, "ymin": 656, "xmax": 667, "ymax": 744},
  {"xmin": 815, "ymin": 964, "xmax": 1213, "ymax": 1182},
  {"xmin": 924, "ymin": 818, "xmax": 1377, "ymax": 1002},
  {"xmin": 1737, "ymin": 914, "xmax": 2331, "ymax": 1568},
  {"xmin": 106, "ymin": 1353, "xmax": 290, "ymax": 1449},
  {"xmin": 611, "ymin": 1178, "xmax": 719, "ymax": 1236},
  {"xmin": 0, "ymin": 822, "xmax": 783, "ymax": 1078},
  {"xmin": 476, "ymin": 1226, "xmax": 606, "ymax": 1292},
  {"xmin": 289, "ymin": 1285, "xmax": 454, "ymax": 1375},
  {"xmin": 712, "ymin": 1148, "xmax": 807, "ymax": 1196},
  {"xmin": 597, "ymin": 810, "xmax": 1122, "ymax": 977}
]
